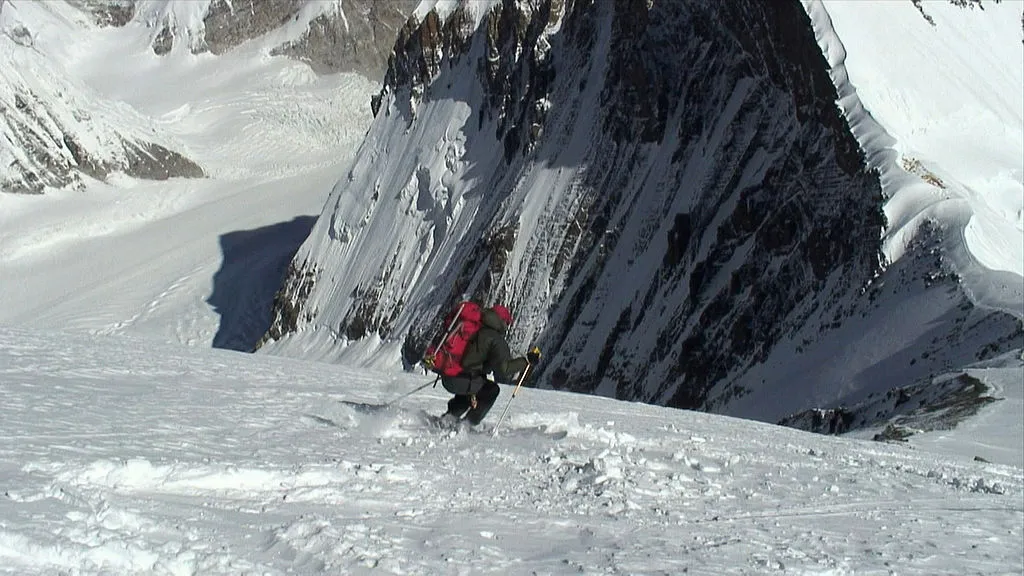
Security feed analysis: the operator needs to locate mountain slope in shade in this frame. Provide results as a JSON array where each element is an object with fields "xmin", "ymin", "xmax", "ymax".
[{"xmin": 262, "ymin": 0, "xmax": 1022, "ymax": 431}]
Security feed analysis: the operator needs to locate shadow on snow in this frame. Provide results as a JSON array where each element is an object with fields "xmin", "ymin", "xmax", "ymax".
[{"xmin": 207, "ymin": 216, "xmax": 316, "ymax": 352}]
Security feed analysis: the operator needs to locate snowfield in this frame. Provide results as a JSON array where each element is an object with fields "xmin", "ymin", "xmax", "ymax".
[{"xmin": 0, "ymin": 327, "xmax": 1021, "ymax": 575}]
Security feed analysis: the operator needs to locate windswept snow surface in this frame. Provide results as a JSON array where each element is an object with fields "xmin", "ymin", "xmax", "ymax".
[
  {"xmin": 807, "ymin": 0, "xmax": 1024, "ymax": 316},
  {"xmin": 0, "ymin": 326, "xmax": 1021, "ymax": 575}
]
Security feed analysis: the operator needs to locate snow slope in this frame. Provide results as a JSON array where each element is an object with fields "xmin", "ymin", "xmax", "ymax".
[
  {"xmin": 0, "ymin": 325, "xmax": 1021, "ymax": 575},
  {"xmin": 0, "ymin": 1, "xmax": 204, "ymax": 193},
  {"xmin": 0, "ymin": 0, "xmax": 379, "ymax": 348},
  {"xmin": 0, "ymin": 4, "xmax": 1020, "ymax": 571},
  {"xmin": 892, "ymin": 350, "xmax": 1024, "ymax": 468}
]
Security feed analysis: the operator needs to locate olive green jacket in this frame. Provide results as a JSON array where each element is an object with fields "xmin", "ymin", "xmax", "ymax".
[{"xmin": 459, "ymin": 308, "xmax": 528, "ymax": 384}]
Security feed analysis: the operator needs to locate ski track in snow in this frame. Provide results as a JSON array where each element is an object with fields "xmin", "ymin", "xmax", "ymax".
[{"xmin": 0, "ymin": 328, "xmax": 1020, "ymax": 575}]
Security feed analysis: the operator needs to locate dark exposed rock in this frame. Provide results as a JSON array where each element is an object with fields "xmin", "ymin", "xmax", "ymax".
[
  {"xmin": 7, "ymin": 24, "xmax": 33, "ymax": 47},
  {"xmin": 2, "ymin": 86, "xmax": 204, "ymax": 194},
  {"xmin": 152, "ymin": 23, "xmax": 173, "ymax": 55},
  {"xmin": 663, "ymin": 213, "xmax": 692, "ymax": 268},
  {"xmin": 375, "ymin": 4, "xmax": 480, "ymax": 117},
  {"xmin": 873, "ymin": 423, "xmax": 917, "ymax": 443},
  {"xmin": 781, "ymin": 372, "xmax": 1003, "ymax": 440},
  {"xmin": 258, "ymin": 260, "xmax": 318, "ymax": 349},
  {"xmin": 71, "ymin": 0, "xmax": 135, "ymax": 27},
  {"xmin": 483, "ymin": 0, "xmax": 558, "ymax": 158},
  {"xmin": 101, "ymin": 3, "xmax": 134, "ymax": 27},
  {"xmin": 339, "ymin": 252, "xmax": 404, "ymax": 342},
  {"xmin": 63, "ymin": 134, "xmax": 110, "ymax": 181},
  {"xmin": 2, "ymin": 92, "xmax": 73, "ymax": 193},
  {"xmin": 121, "ymin": 141, "xmax": 205, "ymax": 180},
  {"xmin": 54, "ymin": 135, "xmax": 204, "ymax": 188},
  {"xmin": 779, "ymin": 407, "xmax": 856, "ymax": 435},
  {"xmin": 204, "ymin": 0, "xmax": 305, "ymax": 55},
  {"xmin": 199, "ymin": 0, "xmax": 412, "ymax": 79},
  {"xmin": 270, "ymin": 2, "xmax": 414, "ymax": 77}
]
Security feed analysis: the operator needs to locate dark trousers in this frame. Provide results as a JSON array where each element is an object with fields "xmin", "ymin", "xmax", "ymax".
[{"xmin": 446, "ymin": 378, "xmax": 501, "ymax": 424}]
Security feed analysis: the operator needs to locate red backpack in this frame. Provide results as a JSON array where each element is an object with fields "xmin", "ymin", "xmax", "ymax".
[{"xmin": 423, "ymin": 301, "xmax": 483, "ymax": 377}]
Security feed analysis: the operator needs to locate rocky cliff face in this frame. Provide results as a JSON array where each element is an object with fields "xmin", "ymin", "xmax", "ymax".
[
  {"xmin": 269, "ymin": 1, "xmax": 417, "ymax": 77},
  {"xmin": 0, "ymin": 88, "xmax": 205, "ymax": 194},
  {"xmin": 264, "ymin": 0, "xmax": 1021, "ymax": 423},
  {"xmin": 68, "ymin": 0, "xmax": 135, "ymax": 27}
]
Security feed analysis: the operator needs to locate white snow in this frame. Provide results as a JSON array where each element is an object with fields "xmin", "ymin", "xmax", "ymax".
[
  {"xmin": 0, "ymin": 0, "xmax": 379, "ymax": 346},
  {"xmin": 0, "ymin": 2, "xmax": 1022, "ymax": 572},
  {"xmin": 0, "ymin": 326, "xmax": 1021, "ymax": 575},
  {"xmin": 807, "ymin": 0, "xmax": 1024, "ymax": 315},
  {"xmin": 901, "ymin": 351, "xmax": 1024, "ymax": 469},
  {"xmin": 413, "ymin": 0, "xmax": 499, "ymax": 24},
  {"xmin": 0, "ymin": 0, "xmax": 197, "ymax": 192}
]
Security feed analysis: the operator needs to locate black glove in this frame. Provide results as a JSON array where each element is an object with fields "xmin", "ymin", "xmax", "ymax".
[{"xmin": 526, "ymin": 346, "xmax": 541, "ymax": 365}]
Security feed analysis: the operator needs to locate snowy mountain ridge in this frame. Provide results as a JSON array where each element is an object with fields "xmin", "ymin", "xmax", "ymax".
[
  {"xmin": 262, "ymin": 0, "xmax": 1023, "ymax": 431},
  {"xmin": 121, "ymin": 0, "xmax": 413, "ymax": 76},
  {"xmin": 0, "ymin": 0, "xmax": 415, "ymax": 194},
  {"xmin": 805, "ymin": 0, "xmax": 1024, "ymax": 306},
  {"xmin": 0, "ymin": 1, "xmax": 204, "ymax": 193}
]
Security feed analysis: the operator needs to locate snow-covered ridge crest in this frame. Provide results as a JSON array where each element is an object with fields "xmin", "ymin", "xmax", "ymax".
[
  {"xmin": 805, "ymin": 0, "xmax": 1023, "ymax": 318},
  {"xmin": 130, "ymin": 0, "xmax": 414, "ymax": 77},
  {"xmin": 265, "ymin": 0, "xmax": 1021, "ymax": 431}
]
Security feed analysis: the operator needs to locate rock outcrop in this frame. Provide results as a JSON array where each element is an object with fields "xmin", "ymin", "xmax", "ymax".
[{"xmin": 137, "ymin": 0, "xmax": 416, "ymax": 78}]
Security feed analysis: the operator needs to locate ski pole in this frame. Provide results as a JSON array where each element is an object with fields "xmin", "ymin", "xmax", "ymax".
[
  {"xmin": 385, "ymin": 375, "xmax": 439, "ymax": 407},
  {"xmin": 490, "ymin": 361, "xmax": 533, "ymax": 437}
]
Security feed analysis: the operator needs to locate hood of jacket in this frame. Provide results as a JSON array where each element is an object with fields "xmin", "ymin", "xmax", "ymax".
[{"xmin": 480, "ymin": 308, "xmax": 509, "ymax": 334}]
